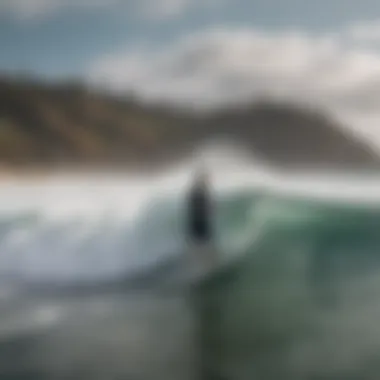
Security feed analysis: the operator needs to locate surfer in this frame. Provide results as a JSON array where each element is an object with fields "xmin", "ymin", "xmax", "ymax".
[
  {"xmin": 187, "ymin": 169, "xmax": 224, "ymax": 380},
  {"xmin": 186, "ymin": 169, "xmax": 216, "ymax": 271},
  {"xmin": 187, "ymin": 170, "xmax": 212, "ymax": 242}
]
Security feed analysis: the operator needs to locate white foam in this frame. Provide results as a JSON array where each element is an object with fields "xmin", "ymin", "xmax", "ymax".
[{"xmin": 0, "ymin": 145, "xmax": 378, "ymax": 285}]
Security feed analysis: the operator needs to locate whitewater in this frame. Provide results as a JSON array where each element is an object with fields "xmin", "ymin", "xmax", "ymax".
[
  {"xmin": 0, "ymin": 149, "xmax": 379, "ymax": 287},
  {"xmin": 1, "ymin": 147, "xmax": 380, "ymax": 379}
]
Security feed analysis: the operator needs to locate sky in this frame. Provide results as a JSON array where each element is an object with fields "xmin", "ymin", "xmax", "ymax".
[{"xmin": 3, "ymin": 0, "xmax": 380, "ymax": 147}]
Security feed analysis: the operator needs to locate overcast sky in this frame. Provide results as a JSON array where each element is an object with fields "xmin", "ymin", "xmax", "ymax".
[{"xmin": 3, "ymin": 0, "xmax": 380, "ymax": 147}]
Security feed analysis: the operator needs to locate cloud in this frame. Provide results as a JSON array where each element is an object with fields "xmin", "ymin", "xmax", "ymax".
[
  {"xmin": 89, "ymin": 28, "xmax": 380, "ymax": 110},
  {"xmin": 0, "ymin": 0, "xmax": 203, "ymax": 21},
  {"xmin": 0, "ymin": 0, "xmax": 117, "ymax": 20},
  {"xmin": 137, "ymin": 0, "xmax": 191, "ymax": 20},
  {"xmin": 137, "ymin": 0, "xmax": 225, "ymax": 20},
  {"xmin": 0, "ymin": 0, "xmax": 60, "ymax": 19},
  {"xmin": 88, "ymin": 27, "xmax": 380, "ymax": 148},
  {"xmin": 347, "ymin": 20, "xmax": 380, "ymax": 43}
]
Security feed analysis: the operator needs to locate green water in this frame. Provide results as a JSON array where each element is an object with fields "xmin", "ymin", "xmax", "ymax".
[{"xmin": 197, "ymin": 189, "xmax": 380, "ymax": 380}]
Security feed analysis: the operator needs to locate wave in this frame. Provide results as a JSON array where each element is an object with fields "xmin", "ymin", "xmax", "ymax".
[
  {"xmin": 0, "ymin": 154, "xmax": 380, "ymax": 290},
  {"xmin": 198, "ymin": 175, "xmax": 380, "ymax": 379}
]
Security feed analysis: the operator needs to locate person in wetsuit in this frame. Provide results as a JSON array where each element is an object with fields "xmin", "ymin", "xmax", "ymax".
[
  {"xmin": 187, "ymin": 170, "xmax": 220, "ymax": 380},
  {"xmin": 187, "ymin": 170, "xmax": 213, "ymax": 245},
  {"xmin": 185, "ymin": 169, "xmax": 218, "ymax": 272}
]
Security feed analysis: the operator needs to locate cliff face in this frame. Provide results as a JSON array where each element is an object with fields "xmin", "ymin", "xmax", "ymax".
[{"xmin": 0, "ymin": 77, "xmax": 379, "ymax": 171}]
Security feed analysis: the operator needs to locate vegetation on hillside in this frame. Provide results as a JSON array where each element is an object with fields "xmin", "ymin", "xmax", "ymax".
[{"xmin": 0, "ymin": 76, "xmax": 379, "ymax": 171}]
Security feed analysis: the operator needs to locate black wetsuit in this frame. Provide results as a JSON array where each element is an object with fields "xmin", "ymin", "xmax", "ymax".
[{"xmin": 187, "ymin": 183, "xmax": 212, "ymax": 243}]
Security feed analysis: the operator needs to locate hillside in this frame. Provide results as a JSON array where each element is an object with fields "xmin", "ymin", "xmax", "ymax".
[{"xmin": 0, "ymin": 77, "xmax": 379, "ymax": 171}]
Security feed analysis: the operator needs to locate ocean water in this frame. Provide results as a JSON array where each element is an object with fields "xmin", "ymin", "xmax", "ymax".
[
  {"xmin": 199, "ymin": 186, "xmax": 380, "ymax": 380},
  {"xmin": 0, "ymin": 157, "xmax": 379, "ymax": 379}
]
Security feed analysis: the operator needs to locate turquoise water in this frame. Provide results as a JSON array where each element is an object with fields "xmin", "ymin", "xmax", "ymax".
[{"xmin": 199, "ymin": 189, "xmax": 380, "ymax": 380}]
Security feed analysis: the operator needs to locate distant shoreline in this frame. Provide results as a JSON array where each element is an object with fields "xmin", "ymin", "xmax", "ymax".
[
  {"xmin": 0, "ymin": 165, "xmax": 132, "ymax": 181},
  {"xmin": 0, "ymin": 162, "xmax": 190, "ymax": 182}
]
